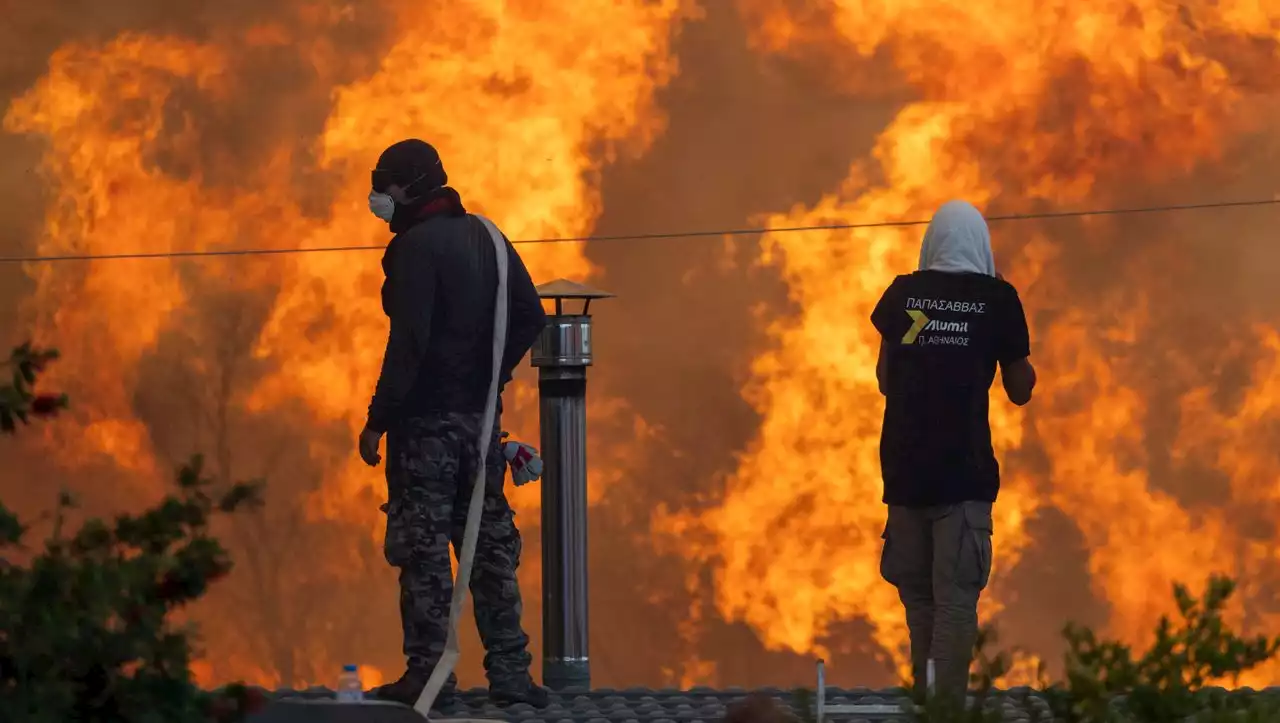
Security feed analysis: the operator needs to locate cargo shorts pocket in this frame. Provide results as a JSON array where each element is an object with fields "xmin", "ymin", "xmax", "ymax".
[
  {"xmin": 880, "ymin": 524, "xmax": 901, "ymax": 588},
  {"xmin": 957, "ymin": 503, "xmax": 993, "ymax": 591},
  {"xmin": 382, "ymin": 492, "xmax": 434, "ymax": 568},
  {"xmin": 382, "ymin": 499, "xmax": 413, "ymax": 568}
]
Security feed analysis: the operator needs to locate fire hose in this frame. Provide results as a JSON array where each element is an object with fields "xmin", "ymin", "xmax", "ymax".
[{"xmin": 411, "ymin": 215, "xmax": 510, "ymax": 718}]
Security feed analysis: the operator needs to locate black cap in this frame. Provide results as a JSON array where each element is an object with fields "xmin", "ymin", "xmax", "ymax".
[{"xmin": 372, "ymin": 139, "xmax": 447, "ymax": 194}]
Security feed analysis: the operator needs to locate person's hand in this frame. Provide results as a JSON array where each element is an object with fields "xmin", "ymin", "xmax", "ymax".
[
  {"xmin": 500, "ymin": 432, "xmax": 543, "ymax": 486},
  {"xmin": 359, "ymin": 426, "xmax": 383, "ymax": 467}
]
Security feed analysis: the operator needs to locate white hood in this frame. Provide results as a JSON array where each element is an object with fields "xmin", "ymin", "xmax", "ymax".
[{"xmin": 918, "ymin": 200, "xmax": 996, "ymax": 276}]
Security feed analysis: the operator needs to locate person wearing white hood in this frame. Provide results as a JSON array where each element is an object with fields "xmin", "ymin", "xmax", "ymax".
[{"xmin": 870, "ymin": 200, "xmax": 1036, "ymax": 701}]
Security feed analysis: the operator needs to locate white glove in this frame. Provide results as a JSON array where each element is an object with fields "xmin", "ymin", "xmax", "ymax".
[{"xmin": 500, "ymin": 432, "xmax": 543, "ymax": 486}]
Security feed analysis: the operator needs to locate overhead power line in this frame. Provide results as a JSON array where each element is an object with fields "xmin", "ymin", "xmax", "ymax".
[{"xmin": 1, "ymin": 197, "xmax": 1276, "ymax": 264}]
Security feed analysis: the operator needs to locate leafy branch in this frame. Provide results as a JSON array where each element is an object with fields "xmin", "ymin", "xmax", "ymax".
[
  {"xmin": 0, "ymin": 342, "xmax": 68, "ymax": 434},
  {"xmin": 0, "ymin": 343, "xmax": 266, "ymax": 722}
]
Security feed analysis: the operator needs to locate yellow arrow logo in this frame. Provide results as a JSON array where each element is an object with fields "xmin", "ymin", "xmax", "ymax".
[{"xmin": 902, "ymin": 309, "xmax": 929, "ymax": 344}]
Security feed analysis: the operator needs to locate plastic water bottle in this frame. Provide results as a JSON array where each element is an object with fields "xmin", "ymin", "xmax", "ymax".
[{"xmin": 336, "ymin": 664, "xmax": 363, "ymax": 703}]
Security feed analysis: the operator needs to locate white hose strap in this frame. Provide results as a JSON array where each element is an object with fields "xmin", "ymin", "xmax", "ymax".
[{"xmin": 413, "ymin": 215, "xmax": 511, "ymax": 717}]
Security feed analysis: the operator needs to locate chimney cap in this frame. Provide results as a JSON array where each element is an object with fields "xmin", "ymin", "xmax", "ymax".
[{"xmin": 535, "ymin": 278, "xmax": 615, "ymax": 300}]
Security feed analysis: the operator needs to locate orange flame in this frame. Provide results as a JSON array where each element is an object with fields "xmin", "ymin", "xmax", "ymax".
[
  {"xmin": 4, "ymin": 1, "xmax": 689, "ymax": 686},
  {"xmin": 1173, "ymin": 326, "xmax": 1280, "ymax": 685},
  {"xmin": 657, "ymin": 0, "xmax": 1280, "ymax": 685},
  {"xmin": 6, "ymin": 0, "xmax": 1280, "ymax": 691}
]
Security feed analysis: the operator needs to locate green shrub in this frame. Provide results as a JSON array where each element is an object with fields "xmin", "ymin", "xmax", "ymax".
[
  {"xmin": 910, "ymin": 575, "xmax": 1280, "ymax": 722},
  {"xmin": 0, "ymin": 344, "xmax": 265, "ymax": 722},
  {"xmin": 1045, "ymin": 575, "xmax": 1280, "ymax": 722}
]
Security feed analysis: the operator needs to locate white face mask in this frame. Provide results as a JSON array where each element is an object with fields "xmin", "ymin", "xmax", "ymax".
[{"xmin": 368, "ymin": 191, "xmax": 396, "ymax": 222}]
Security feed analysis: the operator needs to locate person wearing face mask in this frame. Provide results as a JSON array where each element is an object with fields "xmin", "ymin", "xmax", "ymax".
[
  {"xmin": 358, "ymin": 139, "xmax": 549, "ymax": 710},
  {"xmin": 871, "ymin": 200, "xmax": 1037, "ymax": 702}
]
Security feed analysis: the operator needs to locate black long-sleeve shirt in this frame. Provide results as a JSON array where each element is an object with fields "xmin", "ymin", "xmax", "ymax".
[{"xmin": 365, "ymin": 214, "xmax": 547, "ymax": 433}]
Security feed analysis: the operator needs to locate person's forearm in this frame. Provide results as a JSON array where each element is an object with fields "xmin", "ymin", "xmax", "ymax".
[
  {"xmin": 501, "ymin": 246, "xmax": 546, "ymax": 375},
  {"xmin": 1001, "ymin": 358, "xmax": 1036, "ymax": 406},
  {"xmin": 876, "ymin": 339, "xmax": 889, "ymax": 396},
  {"xmin": 369, "ymin": 243, "xmax": 436, "ymax": 430},
  {"xmin": 501, "ymin": 286, "xmax": 548, "ymax": 382},
  {"xmin": 506, "ymin": 316, "xmax": 545, "ymax": 364},
  {"xmin": 366, "ymin": 328, "xmax": 420, "ymax": 432},
  {"xmin": 498, "ymin": 323, "xmax": 544, "ymax": 390}
]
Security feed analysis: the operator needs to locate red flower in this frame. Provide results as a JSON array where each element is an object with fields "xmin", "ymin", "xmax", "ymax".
[{"xmin": 30, "ymin": 395, "xmax": 62, "ymax": 416}]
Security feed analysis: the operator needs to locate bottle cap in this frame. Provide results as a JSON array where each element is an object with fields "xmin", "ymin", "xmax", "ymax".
[{"xmin": 342, "ymin": 664, "xmax": 358, "ymax": 672}]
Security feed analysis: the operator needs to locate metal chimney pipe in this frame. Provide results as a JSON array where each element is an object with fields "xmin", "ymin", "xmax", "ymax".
[{"xmin": 530, "ymin": 279, "xmax": 614, "ymax": 692}]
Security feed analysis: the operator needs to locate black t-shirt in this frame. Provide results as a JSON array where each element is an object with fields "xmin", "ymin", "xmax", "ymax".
[{"xmin": 870, "ymin": 270, "xmax": 1031, "ymax": 507}]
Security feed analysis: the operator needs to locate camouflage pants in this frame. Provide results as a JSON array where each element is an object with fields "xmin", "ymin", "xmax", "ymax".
[
  {"xmin": 880, "ymin": 501, "xmax": 994, "ymax": 700},
  {"xmin": 383, "ymin": 412, "xmax": 534, "ymax": 691}
]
